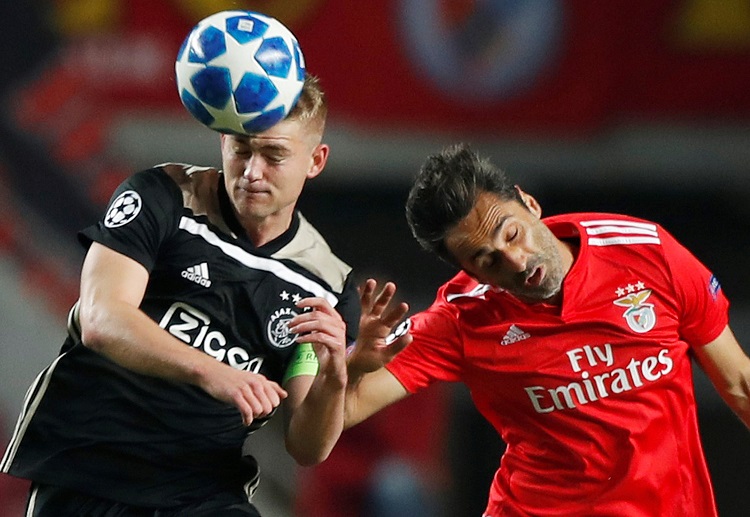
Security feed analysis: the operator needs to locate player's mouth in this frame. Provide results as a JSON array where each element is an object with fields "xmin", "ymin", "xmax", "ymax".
[
  {"xmin": 524, "ymin": 266, "xmax": 544, "ymax": 288},
  {"xmin": 238, "ymin": 184, "xmax": 270, "ymax": 195}
]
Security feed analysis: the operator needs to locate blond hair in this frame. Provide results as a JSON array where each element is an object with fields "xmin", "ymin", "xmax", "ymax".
[{"xmin": 287, "ymin": 74, "xmax": 327, "ymax": 136}]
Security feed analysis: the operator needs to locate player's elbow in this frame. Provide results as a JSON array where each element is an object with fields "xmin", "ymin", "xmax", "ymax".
[
  {"xmin": 294, "ymin": 452, "xmax": 329, "ymax": 467},
  {"xmin": 77, "ymin": 303, "xmax": 114, "ymax": 354},
  {"xmin": 285, "ymin": 438, "xmax": 335, "ymax": 467},
  {"xmin": 79, "ymin": 327, "xmax": 108, "ymax": 355}
]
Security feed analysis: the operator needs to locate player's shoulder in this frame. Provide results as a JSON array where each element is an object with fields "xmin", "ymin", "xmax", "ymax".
[
  {"xmin": 409, "ymin": 272, "xmax": 495, "ymax": 334},
  {"xmin": 156, "ymin": 162, "xmax": 220, "ymax": 193},
  {"xmin": 154, "ymin": 162, "xmax": 222, "ymax": 217},
  {"xmin": 272, "ymin": 213, "xmax": 352, "ymax": 293},
  {"xmin": 545, "ymin": 212, "xmax": 666, "ymax": 247},
  {"xmin": 434, "ymin": 271, "xmax": 491, "ymax": 307},
  {"xmin": 544, "ymin": 212, "xmax": 659, "ymax": 229}
]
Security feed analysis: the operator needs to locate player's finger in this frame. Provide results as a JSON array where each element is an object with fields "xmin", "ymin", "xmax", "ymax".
[
  {"xmin": 290, "ymin": 301, "xmax": 343, "ymax": 333},
  {"xmin": 386, "ymin": 333, "xmax": 412, "ymax": 358},
  {"xmin": 295, "ymin": 296, "xmax": 336, "ymax": 315},
  {"xmin": 260, "ymin": 382, "xmax": 284, "ymax": 410},
  {"xmin": 233, "ymin": 394, "xmax": 256, "ymax": 426},
  {"xmin": 300, "ymin": 331, "xmax": 345, "ymax": 351},
  {"xmin": 358, "ymin": 278, "xmax": 378, "ymax": 309},
  {"xmin": 241, "ymin": 385, "xmax": 267, "ymax": 415},
  {"xmin": 244, "ymin": 384, "xmax": 275, "ymax": 417},
  {"xmin": 289, "ymin": 311, "xmax": 337, "ymax": 330},
  {"xmin": 369, "ymin": 282, "xmax": 397, "ymax": 317},
  {"xmin": 259, "ymin": 379, "xmax": 288, "ymax": 409},
  {"xmin": 291, "ymin": 309, "xmax": 344, "ymax": 334},
  {"xmin": 272, "ymin": 383, "xmax": 288, "ymax": 399},
  {"xmin": 381, "ymin": 301, "xmax": 410, "ymax": 328}
]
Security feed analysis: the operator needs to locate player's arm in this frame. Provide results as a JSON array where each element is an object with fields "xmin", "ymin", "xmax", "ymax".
[
  {"xmin": 344, "ymin": 279, "xmax": 412, "ymax": 428},
  {"xmin": 345, "ymin": 367, "xmax": 409, "ymax": 429},
  {"xmin": 282, "ymin": 297, "xmax": 348, "ymax": 466},
  {"xmin": 693, "ymin": 324, "xmax": 750, "ymax": 430},
  {"xmin": 78, "ymin": 242, "xmax": 286, "ymax": 426}
]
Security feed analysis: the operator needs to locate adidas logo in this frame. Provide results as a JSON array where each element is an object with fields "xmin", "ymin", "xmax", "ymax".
[
  {"xmin": 181, "ymin": 262, "xmax": 212, "ymax": 287},
  {"xmin": 501, "ymin": 324, "xmax": 530, "ymax": 346}
]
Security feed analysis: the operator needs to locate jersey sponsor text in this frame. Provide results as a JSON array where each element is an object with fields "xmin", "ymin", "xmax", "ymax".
[
  {"xmin": 525, "ymin": 345, "xmax": 674, "ymax": 413},
  {"xmin": 160, "ymin": 302, "xmax": 263, "ymax": 372}
]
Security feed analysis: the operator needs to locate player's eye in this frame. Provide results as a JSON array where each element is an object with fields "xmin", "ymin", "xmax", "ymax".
[{"xmin": 476, "ymin": 252, "xmax": 496, "ymax": 269}]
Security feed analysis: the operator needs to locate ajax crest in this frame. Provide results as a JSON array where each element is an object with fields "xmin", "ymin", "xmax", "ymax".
[
  {"xmin": 614, "ymin": 289, "xmax": 656, "ymax": 334},
  {"xmin": 267, "ymin": 307, "xmax": 298, "ymax": 348}
]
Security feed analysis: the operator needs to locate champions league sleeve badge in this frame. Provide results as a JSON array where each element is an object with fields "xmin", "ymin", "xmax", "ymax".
[
  {"xmin": 104, "ymin": 190, "xmax": 143, "ymax": 228},
  {"xmin": 385, "ymin": 318, "xmax": 412, "ymax": 345}
]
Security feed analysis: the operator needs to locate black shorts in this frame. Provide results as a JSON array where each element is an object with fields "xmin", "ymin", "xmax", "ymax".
[{"xmin": 25, "ymin": 483, "xmax": 262, "ymax": 517}]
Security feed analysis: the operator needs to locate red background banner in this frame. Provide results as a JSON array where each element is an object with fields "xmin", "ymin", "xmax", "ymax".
[{"xmin": 36, "ymin": 0, "xmax": 750, "ymax": 137}]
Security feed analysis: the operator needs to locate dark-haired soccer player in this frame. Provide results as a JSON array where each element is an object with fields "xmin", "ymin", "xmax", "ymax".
[
  {"xmin": 1, "ymin": 75, "xmax": 363, "ymax": 516},
  {"xmin": 346, "ymin": 143, "xmax": 750, "ymax": 516}
]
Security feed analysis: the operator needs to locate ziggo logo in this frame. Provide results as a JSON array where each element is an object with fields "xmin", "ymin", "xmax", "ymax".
[{"xmin": 158, "ymin": 302, "xmax": 263, "ymax": 372}]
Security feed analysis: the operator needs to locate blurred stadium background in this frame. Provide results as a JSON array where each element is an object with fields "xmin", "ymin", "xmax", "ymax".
[{"xmin": 1, "ymin": 1, "xmax": 750, "ymax": 516}]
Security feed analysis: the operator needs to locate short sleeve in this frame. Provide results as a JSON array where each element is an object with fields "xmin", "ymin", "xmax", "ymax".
[
  {"xmin": 336, "ymin": 272, "xmax": 361, "ymax": 345},
  {"xmin": 78, "ymin": 168, "xmax": 182, "ymax": 272},
  {"xmin": 660, "ymin": 227, "xmax": 729, "ymax": 347},
  {"xmin": 386, "ymin": 301, "xmax": 464, "ymax": 393}
]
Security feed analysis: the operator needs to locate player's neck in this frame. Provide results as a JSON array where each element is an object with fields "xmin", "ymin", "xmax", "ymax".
[
  {"xmin": 241, "ymin": 209, "xmax": 294, "ymax": 247},
  {"xmin": 560, "ymin": 239, "xmax": 579, "ymax": 272}
]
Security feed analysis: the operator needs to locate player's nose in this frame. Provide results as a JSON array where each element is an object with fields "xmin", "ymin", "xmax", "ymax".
[
  {"xmin": 242, "ymin": 158, "xmax": 264, "ymax": 180},
  {"xmin": 500, "ymin": 248, "xmax": 528, "ymax": 273}
]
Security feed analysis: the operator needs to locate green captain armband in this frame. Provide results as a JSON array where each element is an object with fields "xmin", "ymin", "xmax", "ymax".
[{"xmin": 283, "ymin": 343, "xmax": 319, "ymax": 384}]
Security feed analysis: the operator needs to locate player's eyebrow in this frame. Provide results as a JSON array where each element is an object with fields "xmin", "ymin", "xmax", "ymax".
[
  {"xmin": 249, "ymin": 141, "xmax": 291, "ymax": 156},
  {"xmin": 469, "ymin": 215, "xmax": 511, "ymax": 262}
]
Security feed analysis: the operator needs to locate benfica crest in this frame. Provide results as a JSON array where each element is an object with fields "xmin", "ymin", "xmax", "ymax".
[{"xmin": 613, "ymin": 289, "xmax": 656, "ymax": 334}]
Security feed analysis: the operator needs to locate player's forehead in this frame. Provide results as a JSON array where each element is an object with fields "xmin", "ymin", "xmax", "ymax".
[
  {"xmin": 226, "ymin": 121, "xmax": 302, "ymax": 148},
  {"xmin": 445, "ymin": 192, "xmax": 520, "ymax": 254}
]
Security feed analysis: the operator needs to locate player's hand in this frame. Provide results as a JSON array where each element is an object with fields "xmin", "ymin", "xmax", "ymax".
[
  {"xmin": 290, "ymin": 297, "xmax": 348, "ymax": 387},
  {"xmin": 348, "ymin": 279, "xmax": 411, "ymax": 376},
  {"xmin": 200, "ymin": 364, "xmax": 287, "ymax": 427}
]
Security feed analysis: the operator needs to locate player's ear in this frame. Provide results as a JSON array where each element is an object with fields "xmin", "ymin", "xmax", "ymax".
[
  {"xmin": 307, "ymin": 143, "xmax": 329, "ymax": 179},
  {"xmin": 515, "ymin": 186, "xmax": 542, "ymax": 218}
]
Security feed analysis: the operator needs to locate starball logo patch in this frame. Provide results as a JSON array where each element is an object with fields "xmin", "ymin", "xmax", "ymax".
[{"xmin": 104, "ymin": 190, "xmax": 142, "ymax": 228}]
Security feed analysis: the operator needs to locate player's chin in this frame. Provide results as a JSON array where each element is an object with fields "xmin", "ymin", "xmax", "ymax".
[
  {"xmin": 509, "ymin": 282, "xmax": 557, "ymax": 303},
  {"xmin": 238, "ymin": 187, "xmax": 271, "ymax": 199},
  {"xmin": 236, "ymin": 197, "xmax": 273, "ymax": 217}
]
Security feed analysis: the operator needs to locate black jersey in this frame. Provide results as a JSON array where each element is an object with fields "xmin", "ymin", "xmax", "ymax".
[{"xmin": 1, "ymin": 164, "xmax": 360, "ymax": 507}]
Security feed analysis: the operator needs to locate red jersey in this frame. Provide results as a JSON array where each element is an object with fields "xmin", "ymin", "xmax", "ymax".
[{"xmin": 386, "ymin": 213, "xmax": 729, "ymax": 517}]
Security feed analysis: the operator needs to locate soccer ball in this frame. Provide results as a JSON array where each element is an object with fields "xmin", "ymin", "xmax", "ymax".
[{"xmin": 175, "ymin": 10, "xmax": 306, "ymax": 135}]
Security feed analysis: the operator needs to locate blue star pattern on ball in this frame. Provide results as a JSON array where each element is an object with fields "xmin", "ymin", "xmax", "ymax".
[{"xmin": 175, "ymin": 11, "xmax": 306, "ymax": 135}]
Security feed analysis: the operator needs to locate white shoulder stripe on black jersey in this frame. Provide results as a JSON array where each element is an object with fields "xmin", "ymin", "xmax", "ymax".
[
  {"xmin": 581, "ymin": 219, "xmax": 661, "ymax": 247},
  {"xmin": 179, "ymin": 217, "xmax": 339, "ymax": 306}
]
